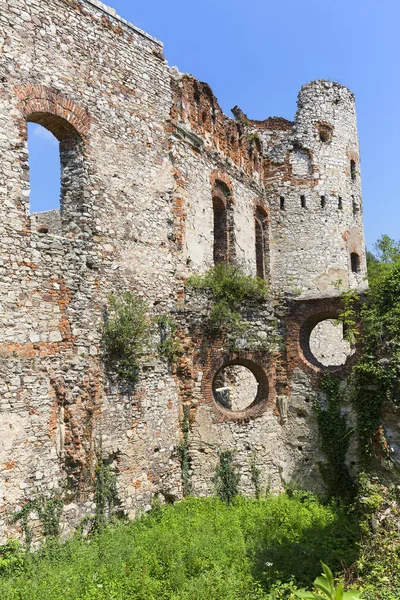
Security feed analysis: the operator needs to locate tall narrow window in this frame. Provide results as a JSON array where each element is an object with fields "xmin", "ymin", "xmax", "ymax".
[
  {"xmin": 350, "ymin": 160, "xmax": 356, "ymax": 182},
  {"xmin": 255, "ymin": 207, "xmax": 268, "ymax": 280},
  {"xmin": 27, "ymin": 123, "xmax": 60, "ymax": 214},
  {"xmin": 25, "ymin": 113, "xmax": 86, "ymax": 236},
  {"xmin": 280, "ymin": 196, "xmax": 285, "ymax": 210},
  {"xmin": 352, "ymin": 195, "xmax": 358, "ymax": 217},
  {"xmin": 338, "ymin": 197, "xmax": 343, "ymax": 210},
  {"xmin": 301, "ymin": 195, "xmax": 306, "ymax": 208},
  {"xmin": 320, "ymin": 195, "xmax": 326, "ymax": 208},
  {"xmin": 351, "ymin": 252, "xmax": 360, "ymax": 273},
  {"xmin": 213, "ymin": 197, "xmax": 228, "ymax": 264}
]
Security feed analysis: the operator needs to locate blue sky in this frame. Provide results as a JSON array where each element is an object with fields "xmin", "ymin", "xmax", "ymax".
[{"xmin": 28, "ymin": 0, "xmax": 400, "ymax": 250}]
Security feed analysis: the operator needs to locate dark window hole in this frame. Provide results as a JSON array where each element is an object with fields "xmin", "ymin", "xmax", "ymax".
[
  {"xmin": 350, "ymin": 160, "xmax": 357, "ymax": 182},
  {"xmin": 351, "ymin": 252, "xmax": 360, "ymax": 273}
]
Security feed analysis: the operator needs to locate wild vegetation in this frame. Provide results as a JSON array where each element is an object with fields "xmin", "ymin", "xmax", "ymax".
[
  {"xmin": 0, "ymin": 493, "xmax": 360, "ymax": 600},
  {"xmin": 101, "ymin": 292, "xmax": 150, "ymax": 385},
  {"xmin": 3, "ymin": 237, "xmax": 400, "ymax": 599},
  {"xmin": 187, "ymin": 261, "xmax": 270, "ymax": 348}
]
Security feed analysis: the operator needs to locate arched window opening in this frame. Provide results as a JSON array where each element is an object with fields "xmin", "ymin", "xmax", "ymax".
[
  {"xmin": 26, "ymin": 112, "xmax": 86, "ymax": 236},
  {"xmin": 213, "ymin": 197, "xmax": 228, "ymax": 264},
  {"xmin": 338, "ymin": 197, "xmax": 343, "ymax": 210},
  {"xmin": 255, "ymin": 207, "xmax": 268, "ymax": 280},
  {"xmin": 351, "ymin": 252, "xmax": 360, "ymax": 273},
  {"xmin": 301, "ymin": 195, "xmax": 306, "ymax": 208},
  {"xmin": 320, "ymin": 195, "xmax": 326, "ymax": 208},
  {"xmin": 280, "ymin": 196, "xmax": 285, "ymax": 210},
  {"xmin": 350, "ymin": 160, "xmax": 357, "ymax": 182},
  {"xmin": 27, "ymin": 123, "xmax": 60, "ymax": 214}
]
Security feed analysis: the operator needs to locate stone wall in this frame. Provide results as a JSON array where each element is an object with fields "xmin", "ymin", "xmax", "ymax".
[{"xmin": 0, "ymin": 0, "xmax": 368, "ymax": 541}]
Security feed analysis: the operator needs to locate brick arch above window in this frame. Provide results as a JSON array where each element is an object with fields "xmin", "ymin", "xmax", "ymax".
[
  {"xmin": 210, "ymin": 170, "xmax": 234, "ymax": 201},
  {"xmin": 14, "ymin": 85, "xmax": 90, "ymax": 140}
]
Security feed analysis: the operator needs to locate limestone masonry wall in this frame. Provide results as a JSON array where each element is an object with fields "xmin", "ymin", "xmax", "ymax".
[{"xmin": 0, "ymin": 0, "xmax": 367, "ymax": 540}]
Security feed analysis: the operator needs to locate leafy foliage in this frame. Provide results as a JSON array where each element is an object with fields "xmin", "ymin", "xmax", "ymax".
[
  {"xmin": 187, "ymin": 262, "xmax": 269, "ymax": 344},
  {"xmin": 101, "ymin": 292, "xmax": 150, "ymax": 385},
  {"xmin": 351, "ymin": 477, "xmax": 400, "ymax": 599},
  {"xmin": 10, "ymin": 496, "xmax": 63, "ymax": 547},
  {"xmin": 350, "ymin": 235, "xmax": 400, "ymax": 464},
  {"xmin": 94, "ymin": 458, "xmax": 119, "ymax": 529},
  {"xmin": 337, "ymin": 289, "xmax": 360, "ymax": 346},
  {"xmin": 295, "ymin": 562, "xmax": 361, "ymax": 599},
  {"xmin": 214, "ymin": 450, "xmax": 240, "ymax": 504},
  {"xmin": 156, "ymin": 314, "xmax": 182, "ymax": 364},
  {"xmin": 251, "ymin": 453, "xmax": 261, "ymax": 499},
  {"xmin": 0, "ymin": 495, "xmax": 360, "ymax": 599},
  {"xmin": 314, "ymin": 376, "xmax": 355, "ymax": 501},
  {"xmin": 177, "ymin": 405, "xmax": 192, "ymax": 496},
  {"xmin": 0, "ymin": 540, "xmax": 24, "ymax": 576}
]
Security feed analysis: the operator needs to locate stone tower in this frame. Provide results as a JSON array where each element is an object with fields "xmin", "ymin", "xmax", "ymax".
[{"xmin": 265, "ymin": 80, "xmax": 367, "ymax": 295}]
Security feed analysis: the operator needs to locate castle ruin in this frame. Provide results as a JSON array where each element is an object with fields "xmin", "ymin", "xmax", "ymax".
[{"xmin": 0, "ymin": 0, "xmax": 367, "ymax": 539}]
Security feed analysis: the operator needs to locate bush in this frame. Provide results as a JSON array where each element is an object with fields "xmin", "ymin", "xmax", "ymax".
[
  {"xmin": 0, "ymin": 540, "xmax": 24, "ymax": 576},
  {"xmin": 101, "ymin": 292, "xmax": 150, "ymax": 385},
  {"xmin": 187, "ymin": 262, "xmax": 268, "ymax": 339}
]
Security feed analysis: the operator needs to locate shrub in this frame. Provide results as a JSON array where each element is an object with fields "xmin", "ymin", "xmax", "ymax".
[
  {"xmin": 187, "ymin": 262, "xmax": 268, "ymax": 339},
  {"xmin": 0, "ymin": 540, "xmax": 24, "ymax": 576},
  {"xmin": 352, "ymin": 478, "xmax": 400, "ymax": 598},
  {"xmin": 101, "ymin": 291, "xmax": 150, "ymax": 385}
]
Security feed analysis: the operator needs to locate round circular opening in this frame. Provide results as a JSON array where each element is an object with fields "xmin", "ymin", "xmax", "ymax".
[
  {"xmin": 309, "ymin": 319, "xmax": 355, "ymax": 367},
  {"xmin": 212, "ymin": 364, "xmax": 259, "ymax": 411}
]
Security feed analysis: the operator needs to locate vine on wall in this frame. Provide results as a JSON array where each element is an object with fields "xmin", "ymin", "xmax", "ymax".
[
  {"xmin": 177, "ymin": 405, "xmax": 192, "ymax": 496},
  {"xmin": 156, "ymin": 314, "xmax": 182, "ymax": 364},
  {"xmin": 314, "ymin": 375, "xmax": 355, "ymax": 501},
  {"xmin": 94, "ymin": 458, "xmax": 119, "ymax": 529},
  {"xmin": 10, "ymin": 495, "xmax": 64, "ymax": 547},
  {"xmin": 337, "ymin": 288, "xmax": 360, "ymax": 346},
  {"xmin": 214, "ymin": 450, "xmax": 240, "ymax": 504}
]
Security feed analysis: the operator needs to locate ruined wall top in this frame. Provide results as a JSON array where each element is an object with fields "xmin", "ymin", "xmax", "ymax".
[{"xmin": 80, "ymin": 0, "xmax": 163, "ymax": 46}]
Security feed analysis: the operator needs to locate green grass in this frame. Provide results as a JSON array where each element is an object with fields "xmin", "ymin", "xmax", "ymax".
[{"xmin": 0, "ymin": 494, "xmax": 359, "ymax": 600}]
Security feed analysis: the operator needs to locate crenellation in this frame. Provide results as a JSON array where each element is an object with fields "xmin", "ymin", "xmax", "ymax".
[{"xmin": 0, "ymin": 0, "xmax": 370, "ymax": 542}]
